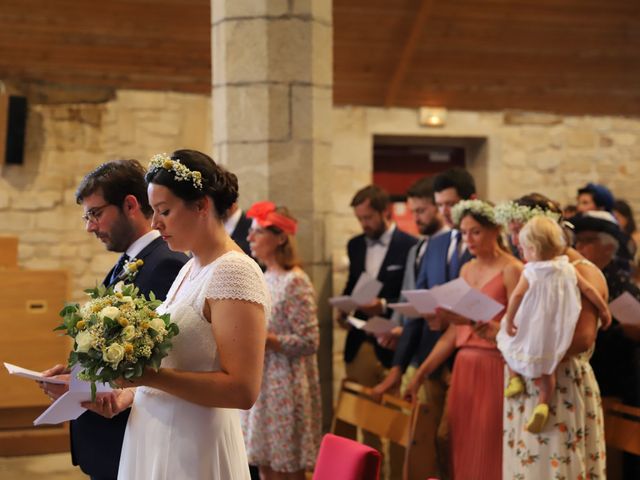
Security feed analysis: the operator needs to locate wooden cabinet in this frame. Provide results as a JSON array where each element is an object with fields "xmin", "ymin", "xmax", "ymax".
[{"xmin": 0, "ymin": 259, "xmax": 72, "ymax": 455}]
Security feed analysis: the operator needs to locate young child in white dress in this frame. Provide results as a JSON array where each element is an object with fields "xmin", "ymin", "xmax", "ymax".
[{"xmin": 497, "ymin": 216, "xmax": 611, "ymax": 433}]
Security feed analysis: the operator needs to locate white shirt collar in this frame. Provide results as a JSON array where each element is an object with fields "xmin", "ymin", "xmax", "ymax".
[
  {"xmin": 126, "ymin": 230, "xmax": 161, "ymax": 259},
  {"xmin": 370, "ymin": 223, "xmax": 395, "ymax": 247},
  {"xmin": 224, "ymin": 208, "xmax": 243, "ymax": 235}
]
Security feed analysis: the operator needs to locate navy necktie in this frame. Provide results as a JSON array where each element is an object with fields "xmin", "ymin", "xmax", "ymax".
[{"xmin": 109, "ymin": 254, "xmax": 129, "ymax": 285}]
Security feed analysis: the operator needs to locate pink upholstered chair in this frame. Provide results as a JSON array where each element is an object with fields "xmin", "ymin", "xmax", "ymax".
[{"xmin": 312, "ymin": 433, "xmax": 381, "ymax": 480}]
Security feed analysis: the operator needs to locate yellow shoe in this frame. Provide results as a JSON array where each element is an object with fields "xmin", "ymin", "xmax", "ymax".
[
  {"xmin": 526, "ymin": 403, "xmax": 549, "ymax": 433},
  {"xmin": 504, "ymin": 376, "xmax": 525, "ymax": 398}
]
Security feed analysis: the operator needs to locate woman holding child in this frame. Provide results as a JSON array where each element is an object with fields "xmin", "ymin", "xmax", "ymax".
[{"xmin": 496, "ymin": 194, "xmax": 607, "ymax": 480}]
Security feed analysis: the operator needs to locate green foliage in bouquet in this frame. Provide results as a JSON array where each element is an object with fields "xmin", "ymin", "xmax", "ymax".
[{"xmin": 55, "ymin": 283, "xmax": 179, "ymax": 400}]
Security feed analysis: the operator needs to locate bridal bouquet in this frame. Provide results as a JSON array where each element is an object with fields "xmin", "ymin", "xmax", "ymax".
[{"xmin": 55, "ymin": 283, "xmax": 179, "ymax": 399}]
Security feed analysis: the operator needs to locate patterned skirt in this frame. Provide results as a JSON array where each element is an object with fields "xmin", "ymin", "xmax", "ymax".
[{"xmin": 502, "ymin": 352, "xmax": 606, "ymax": 480}]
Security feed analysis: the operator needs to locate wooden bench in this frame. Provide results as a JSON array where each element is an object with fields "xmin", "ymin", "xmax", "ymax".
[
  {"xmin": 332, "ymin": 379, "xmax": 433, "ymax": 480},
  {"xmin": 603, "ymin": 398, "xmax": 640, "ymax": 455}
]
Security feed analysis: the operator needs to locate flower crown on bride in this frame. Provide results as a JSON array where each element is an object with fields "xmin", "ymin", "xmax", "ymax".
[
  {"xmin": 148, "ymin": 153, "xmax": 203, "ymax": 190},
  {"xmin": 494, "ymin": 201, "xmax": 561, "ymax": 226},
  {"xmin": 451, "ymin": 199, "xmax": 496, "ymax": 226}
]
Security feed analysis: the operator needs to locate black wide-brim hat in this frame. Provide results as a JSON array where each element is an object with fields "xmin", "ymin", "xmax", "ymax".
[{"xmin": 568, "ymin": 211, "xmax": 632, "ymax": 259}]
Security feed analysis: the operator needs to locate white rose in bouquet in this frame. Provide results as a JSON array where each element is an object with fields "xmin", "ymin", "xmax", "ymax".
[
  {"xmin": 150, "ymin": 318, "xmax": 167, "ymax": 332},
  {"xmin": 122, "ymin": 325, "xmax": 136, "ymax": 341},
  {"xmin": 103, "ymin": 343, "xmax": 126, "ymax": 367},
  {"xmin": 99, "ymin": 306, "xmax": 121, "ymax": 321},
  {"xmin": 75, "ymin": 330, "xmax": 94, "ymax": 353}
]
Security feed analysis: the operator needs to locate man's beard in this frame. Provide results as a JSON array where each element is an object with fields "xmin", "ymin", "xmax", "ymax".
[
  {"xmin": 364, "ymin": 224, "xmax": 386, "ymax": 240},
  {"xmin": 102, "ymin": 215, "xmax": 136, "ymax": 252},
  {"xmin": 419, "ymin": 218, "xmax": 442, "ymax": 236}
]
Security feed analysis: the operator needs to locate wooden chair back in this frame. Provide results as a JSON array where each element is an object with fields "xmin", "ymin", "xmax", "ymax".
[
  {"xmin": 603, "ymin": 399, "xmax": 640, "ymax": 455},
  {"xmin": 332, "ymin": 379, "xmax": 433, "ymax": 480}
]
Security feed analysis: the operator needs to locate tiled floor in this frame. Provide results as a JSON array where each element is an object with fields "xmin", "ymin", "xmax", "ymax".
[{"xmin": 0, "ymin": 453, "xmax": 87, "ymax": 480}]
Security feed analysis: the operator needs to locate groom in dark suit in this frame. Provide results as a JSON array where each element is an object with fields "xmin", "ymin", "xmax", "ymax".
[{"xmin": 41, "ymin": 159, "xmax": 188, "ymax": 480}]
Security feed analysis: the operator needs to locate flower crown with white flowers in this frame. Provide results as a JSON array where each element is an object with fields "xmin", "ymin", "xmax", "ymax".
[
  {"xmin": 493, "ymin": 201, "xmax": 561, "ymax": 226},
  {"xmin": 148, "ymin": 153, "xmax": 203, "ymax": 190},
  {"xmin": 451, "ymin": 199, "xmax": 497, "ymax": 226}
]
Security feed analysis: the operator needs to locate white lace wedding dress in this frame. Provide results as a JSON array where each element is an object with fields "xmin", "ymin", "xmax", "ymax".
[{"xmin": 118, "ymin": 251, "xmax": 270, "ymax": 480}]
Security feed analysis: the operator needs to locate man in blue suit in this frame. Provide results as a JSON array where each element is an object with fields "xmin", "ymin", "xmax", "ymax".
[
  {"xmin": 374, "ymin": 168, "xmax": 476, "ymax": 479},
  {"xmin": 41, "ymin": 160, "xmax": 188, "ymax": 480},
  {"xmin": 336, "ymin": 185, "xmax": 417, "ymax": 476}
]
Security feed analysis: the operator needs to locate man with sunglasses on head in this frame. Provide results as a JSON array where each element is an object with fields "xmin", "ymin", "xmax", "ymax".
[{"xmin": 39, "ymin": 159, "xmax": 188, "ymax": 480}]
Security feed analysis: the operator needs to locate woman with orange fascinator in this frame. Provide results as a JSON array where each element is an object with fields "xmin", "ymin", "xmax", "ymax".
[{"xmin": 241, "ymin": 201, "xmax": 322, "ymax": 480}]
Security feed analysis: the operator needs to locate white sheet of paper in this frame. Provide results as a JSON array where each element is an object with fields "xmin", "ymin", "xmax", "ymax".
[
  {"xmin": 4, "ymin": 362, "xmax": 69, "ymax": 385},
  {"xmin": 33, "ymin": 367, "xmax": 112, "ymax": 426},
  {"xmin": 361, "ymin": 316, "xmax": 395, "ymax": 335},
  {"xmin": 402, "ymin": 289, "xmax": 438, "ymax": 314},
  {"xmin": 351, "ymin": 272, "xmax": 383, "ymax": 305},
  {"xmin": 388, "ymin": 302, "xmax": 420, "ymax": 318},
  {"xmin": 329, "ymin": 273, "xmax": 384, "ymax": 312},
  {"xmin": 33, "ymin": 391, "xmax": 90, "ymax": 425},
  {"xmin": 449, "ymin": 290, "xmax": 505, "ymax": 323},
  {"xmin": 347, "ymin": 316, "xmax": 367, "ymax": 330},
  {"xmin": 346, "ymin": 316, "xmax": 395, "ymax": 335},
  {"xmin": 403, "ymin": 278, "xmax": 504, "ymax": 323},
  {"xmin": 609, "ymin": 291, "xmax": 640, "ymax": 326},
  {"xmin": 329, "ymin": 295, "xmax": 359, "ymax": 313},
  {"xmin": 430, "ymin": 278, "xmax": 471, "ymax": 308}
]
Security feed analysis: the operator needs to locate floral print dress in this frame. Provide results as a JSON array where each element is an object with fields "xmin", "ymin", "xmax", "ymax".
[
  {"xmin": 503, "ymin": 347, "xmax": 606, "ymax": 480},
  {"xmin": 241, "ymin": 268, "xmax": 322, "ymax": 473}
]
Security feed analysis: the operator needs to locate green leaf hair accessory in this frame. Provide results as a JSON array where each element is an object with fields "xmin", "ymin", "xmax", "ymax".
[
  {"xmin": 451, "ymin": 199, "xmax": 496, "ymax": 226},
  {"xmin": 494, "ymin": 201, "xmax": 561, "ymax": 226},
  {"xmin": 148, "ymin": 153, "xmax": 203, "ymax": 190}
]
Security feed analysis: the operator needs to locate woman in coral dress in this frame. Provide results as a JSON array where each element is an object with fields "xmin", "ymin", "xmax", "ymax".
[{"xmin": 406, "ymin": 200, "xmax": 523, "ymax": 479}]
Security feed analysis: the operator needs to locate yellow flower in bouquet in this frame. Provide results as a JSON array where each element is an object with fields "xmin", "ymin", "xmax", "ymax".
[{"xmin": 55, "ymin": 283, "xmax": 179, "ymax": 399}]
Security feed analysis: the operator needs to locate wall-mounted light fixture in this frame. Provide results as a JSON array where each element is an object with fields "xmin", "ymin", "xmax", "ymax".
[{"xmin": 419, "ymin": 106, "xmax": 447, "ymax": 127}]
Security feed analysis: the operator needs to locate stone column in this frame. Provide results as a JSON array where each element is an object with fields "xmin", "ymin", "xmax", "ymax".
[{"xmin": 211, "ymin": 0, "xmax": 334, "ymax": 429}]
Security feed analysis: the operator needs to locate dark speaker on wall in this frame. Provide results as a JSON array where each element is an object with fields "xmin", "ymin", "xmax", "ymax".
[{"xmin": 4, "ymin": 95, "xmax": 27, "ymax": 165}]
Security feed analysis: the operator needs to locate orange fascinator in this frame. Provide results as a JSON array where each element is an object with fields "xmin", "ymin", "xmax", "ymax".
[{"xmin": 246, "ymin": 201, "xmax": 298, "ymax": 235}]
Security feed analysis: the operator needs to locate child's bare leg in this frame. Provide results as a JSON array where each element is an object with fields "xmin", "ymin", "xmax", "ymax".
[
  {"xmin": 526, "ymin": 372, "xmax": 554, "ymax": 433},
  {"xmin": 536, "ymin": 372, "xmax": 555, "ymax": 405}
]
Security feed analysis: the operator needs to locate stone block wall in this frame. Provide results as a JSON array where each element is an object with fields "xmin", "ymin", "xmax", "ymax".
[{"xmin": 0, "ymin": 89, "xmax": 212, "ymax": 301}]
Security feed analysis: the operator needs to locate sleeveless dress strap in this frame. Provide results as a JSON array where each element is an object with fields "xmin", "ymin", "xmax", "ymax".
[{"xmin": 571, "ymin": 258, "xmax": 606, "ymax": 281}]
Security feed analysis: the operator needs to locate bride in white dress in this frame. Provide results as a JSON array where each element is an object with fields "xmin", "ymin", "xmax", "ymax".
[{"xmin": 83, "ymin": 149, "xmax": 269, "ymax": 479}]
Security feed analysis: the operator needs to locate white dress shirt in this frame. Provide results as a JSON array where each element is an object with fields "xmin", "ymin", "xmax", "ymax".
[
  {"xmin": 224, "ymin": 208, "xmax": 243, "ymax": 235},
  {"xmin": 446, "ymin": 228, "xmax": 467, "ymax": 264},
  {"xmin": 126, "ymin": 230, "xmax": 161, "ymax": 259},
  {"xmin": 365, "ymin": 223, "xmax": 396, "ymax": 279}
]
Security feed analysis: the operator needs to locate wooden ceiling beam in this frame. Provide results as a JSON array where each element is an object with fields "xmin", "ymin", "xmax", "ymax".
[{"xmin": 384, "ymin": 0, "xmax": 434, "ymax": 107}]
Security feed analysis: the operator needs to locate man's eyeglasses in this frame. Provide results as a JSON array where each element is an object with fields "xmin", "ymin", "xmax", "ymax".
[{"xmin": 82, "ymin": 204, "xmax": 110, "ymax": 223}]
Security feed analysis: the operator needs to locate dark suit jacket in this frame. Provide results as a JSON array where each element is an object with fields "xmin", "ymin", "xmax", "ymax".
[
  {"xmin": 343, "ymin": 228, "xmax": 417, "ymax": 368},
  {"xmin": 394, "ymin": 231, "xmax": 472, "ymax": 371},
  {"xmin": 70, "ymin": 236, "xmax": 188, "ymax": 479},
  {"xmin": 231, "ymin": 211, "xmax": 253, "ymax": 256}
]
